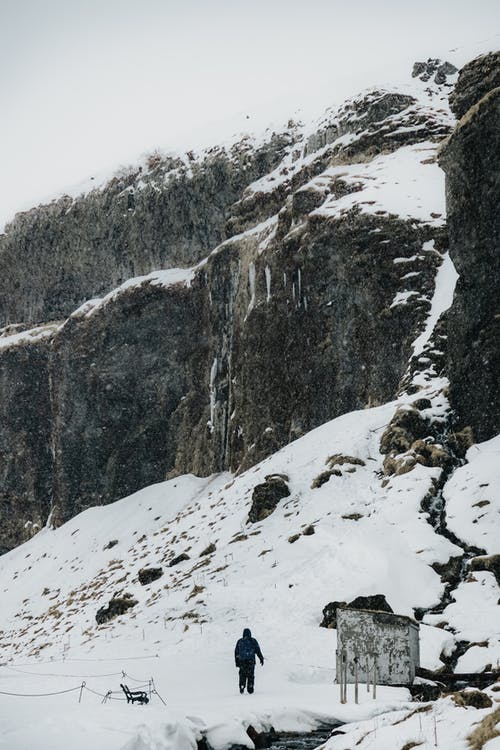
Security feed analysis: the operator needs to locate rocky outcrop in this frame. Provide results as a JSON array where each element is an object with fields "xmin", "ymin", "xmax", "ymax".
[
  {"xmin": 452, "ymin": 690, "xmax": 493, "ymax": 709},
  {"xmin": 380, "ymin": 405, "xmax": 451, "ymax": 477},
  {"xmin": 439, "ymin": 52, "xmax": 500, "ymax": 441},
  {"xmin": 138, "ymin": 567, "xmax": 163, "ymax": 585},
  {"xmin": 95, "ymin": 593, "xmax": 137, "ymax": 624},
  {"xmin": 412, "ymin": 58, "xmax": 457, "ymax": 85},
  {"xmin": 320, "ymin": 594, "xmax": 393, "ymax": 628},
  {"xmin": 448, "ymin": 51, "xmax": 500, "ymax": 118},
  {"xmin": 248, "ymin": 476, "xmax": 291, "ymax": 523}
]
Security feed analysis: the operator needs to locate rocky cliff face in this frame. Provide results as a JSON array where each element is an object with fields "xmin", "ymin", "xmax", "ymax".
[
  {"xmin": 0, "ymin": 132, "xmax": 296, "ymax": 326},
  {"xmin": 2, "ymin": 56, "xmax": 497, "ymax": 552},
  {"xmin": 439, "ymin": 51, "xmax": 500, "ymax": 441},
  {"xmin": 0, "ymin": 330, "xmax": 55, "ymax": 553},
  {"xmin": 49, "ymin": 273, "xmax": 206, "ymax": 522}
]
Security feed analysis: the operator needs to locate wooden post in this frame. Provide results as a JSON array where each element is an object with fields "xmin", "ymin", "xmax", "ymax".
[
  {"xmin": 343, "ymin": 652, "xmax": 348, "ymax": 704},
  {"xmin": 345, "ymin": 651, "xmax": 349, "ymax": 704},
  {"xmin": 339, "ymin": 650, "xmax": 344, "ymax": 704},
  {"xmin": 373, "ymin": 658, "xmax": 377, "ymax": 700},
  {"xmin": 79, "ymin": 681, "xmax": 86, "ymax": 703},
  {"xmin": 354, "ymin": 656, "xmax": 359, "ymax": 704},
  {"xmin": 340, "ymin": 650, "xmax": 347, "ymax": 704}
]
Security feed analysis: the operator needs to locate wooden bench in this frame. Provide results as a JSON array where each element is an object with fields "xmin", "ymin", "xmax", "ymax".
[{"xmin": 120, "ymin": 683, "xmax": 149, "ymax": 704}]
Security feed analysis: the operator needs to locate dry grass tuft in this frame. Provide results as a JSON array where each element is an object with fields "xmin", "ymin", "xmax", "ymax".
[{"xmin": 467, "ymin": 706, "xmax": 500, "ymax": 750}]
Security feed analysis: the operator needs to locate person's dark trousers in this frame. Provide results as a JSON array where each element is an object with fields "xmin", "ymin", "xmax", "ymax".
[{"xmin": 239, "ymin": 659, "xmax": 255, "ymax": 693}]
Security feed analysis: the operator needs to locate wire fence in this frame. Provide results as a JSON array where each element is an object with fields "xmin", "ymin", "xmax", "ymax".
[
  {"xmin": 0, "ymin": 674, "xmax": 167, "ymax": 705},
  {"xmin": 0, "ymin": 686, "xmax": 82, "ymax": 697},
  {"xmin": 3, "ymin": 665, "xmax": 124, "ymax": 679},
  {"xmin": 1, "ymin": 665, "xmax": 152, "ymax": 682},
  {"xmin": 4, "ymin": 654, "xmax": 160, "ymax": 667}
]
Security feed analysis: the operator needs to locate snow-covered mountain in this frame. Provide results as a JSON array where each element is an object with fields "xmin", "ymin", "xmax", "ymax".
[{"xmin": 0, "ymin": 50, "xmax": 499, "ymax": 750}]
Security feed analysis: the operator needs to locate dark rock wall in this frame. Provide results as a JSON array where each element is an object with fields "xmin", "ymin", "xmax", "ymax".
[
  {"xmin": 440, "ymin": 54, "xmax": 500, "ymax": 441},
  {"xmin": 49, "ymin": 280, "xmax": 205, "ymax": 523},
  {"xmin": 0, "ymin": 207, "xmax": 440, "ymax": 547},
  {"xmin": 170, "ymin": 211, "xmax": 441, "ymax": 476},
  {"xmin": 0, "ymin": 340, "xmax": 53, "ymax": 552},
  {"xmin": 222, "ymin": 214, "xmax": 440, "ymax": 473},
  {"xmin": 449, "ymin": 51, "xmax": 500, "ymax": 118}
]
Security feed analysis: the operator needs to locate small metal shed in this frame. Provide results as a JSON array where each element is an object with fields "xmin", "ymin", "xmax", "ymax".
[{"xmin": 336, "ymin": 607, "xmax": 420, "ymax": 686}]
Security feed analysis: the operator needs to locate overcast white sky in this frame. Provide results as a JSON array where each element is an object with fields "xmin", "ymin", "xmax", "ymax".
[{"xmin": 0, "ymin": 0, "xmax": 499, "ymax": 228}]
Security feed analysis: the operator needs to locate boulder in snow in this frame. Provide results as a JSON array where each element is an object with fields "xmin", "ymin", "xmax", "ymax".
[
  {"xmin": 248, "ymin": 476, "xmax": 290, "ymax": 523},
  {"xmin": 95, "ymin": 593, "xmax": 137, "ymax": 624},
  {"xmin": 138, "ymin": 566, "xmax": 163, "ymax": 585}
]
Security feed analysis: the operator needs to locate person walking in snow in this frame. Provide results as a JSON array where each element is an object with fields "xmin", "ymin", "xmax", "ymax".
[{"xmin": 234, "ymin": 627, "xmax": 264, "ymax": 694}]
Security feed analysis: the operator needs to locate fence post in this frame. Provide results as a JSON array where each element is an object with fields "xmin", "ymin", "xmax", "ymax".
[
  {"xmin": 79, "ymin": 681, "xmax": 86, "ymax": 703},
  {"xmin": 373, "ymin": 658, "xmax": 377, "ymax": 700}
]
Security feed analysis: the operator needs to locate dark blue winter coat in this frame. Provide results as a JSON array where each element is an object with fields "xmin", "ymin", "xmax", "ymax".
[{"xmin": 235, "ymin": 628, "xmax": 264, "ymax": 666}]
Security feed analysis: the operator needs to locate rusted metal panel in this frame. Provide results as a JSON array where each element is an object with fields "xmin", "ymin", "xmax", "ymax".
[{"xmin": 336, "ymin": 607, "xmax": 420, "ymax": 686}]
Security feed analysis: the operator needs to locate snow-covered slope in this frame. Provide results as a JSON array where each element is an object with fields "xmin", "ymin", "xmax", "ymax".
[{"xmin": 0, "ymin": 388, "xmax": 498, "ymax": 749}]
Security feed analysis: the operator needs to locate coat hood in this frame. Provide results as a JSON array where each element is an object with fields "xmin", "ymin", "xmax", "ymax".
[{"xmin": 242, "ymin": 628, "xmax": 251, "ymax": 638}]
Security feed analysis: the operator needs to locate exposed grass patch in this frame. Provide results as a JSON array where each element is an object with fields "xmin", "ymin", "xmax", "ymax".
[{"xmin": 467, "ymin": 706, "xmax": 500, "ymax": 750}]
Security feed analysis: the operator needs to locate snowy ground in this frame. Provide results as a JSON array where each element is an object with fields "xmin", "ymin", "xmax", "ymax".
[
  {"xmin": 0, "ymin": 388, "xmax": 498, "ymax": 748},
  {"xmin": 324, "ymin": 685, "xmax": 500, "ymax": 750}
]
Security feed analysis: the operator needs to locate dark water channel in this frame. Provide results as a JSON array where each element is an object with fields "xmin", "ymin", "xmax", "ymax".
[
  {"xmin": 269, "ymin": 726, "xmax": 343, "ymax": 750},
  {"xmin": 201, "ymin": 723, "xmax": 344, "ymax": 750}
]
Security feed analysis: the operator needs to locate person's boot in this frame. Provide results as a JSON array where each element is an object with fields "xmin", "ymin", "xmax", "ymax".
[{"xmin": 240, "ymin": 687, "xmax": 244, "ymax": 694}]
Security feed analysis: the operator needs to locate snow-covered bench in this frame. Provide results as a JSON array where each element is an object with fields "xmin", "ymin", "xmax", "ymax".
[{"xmin": 120, "ymin": 683, "xmax": 149, "ymax": 704}]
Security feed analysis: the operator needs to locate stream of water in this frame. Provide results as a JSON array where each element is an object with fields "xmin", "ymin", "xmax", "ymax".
[{"xmin": 268, "ymin": 726, "xmax": 342, "ymax": 750}]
